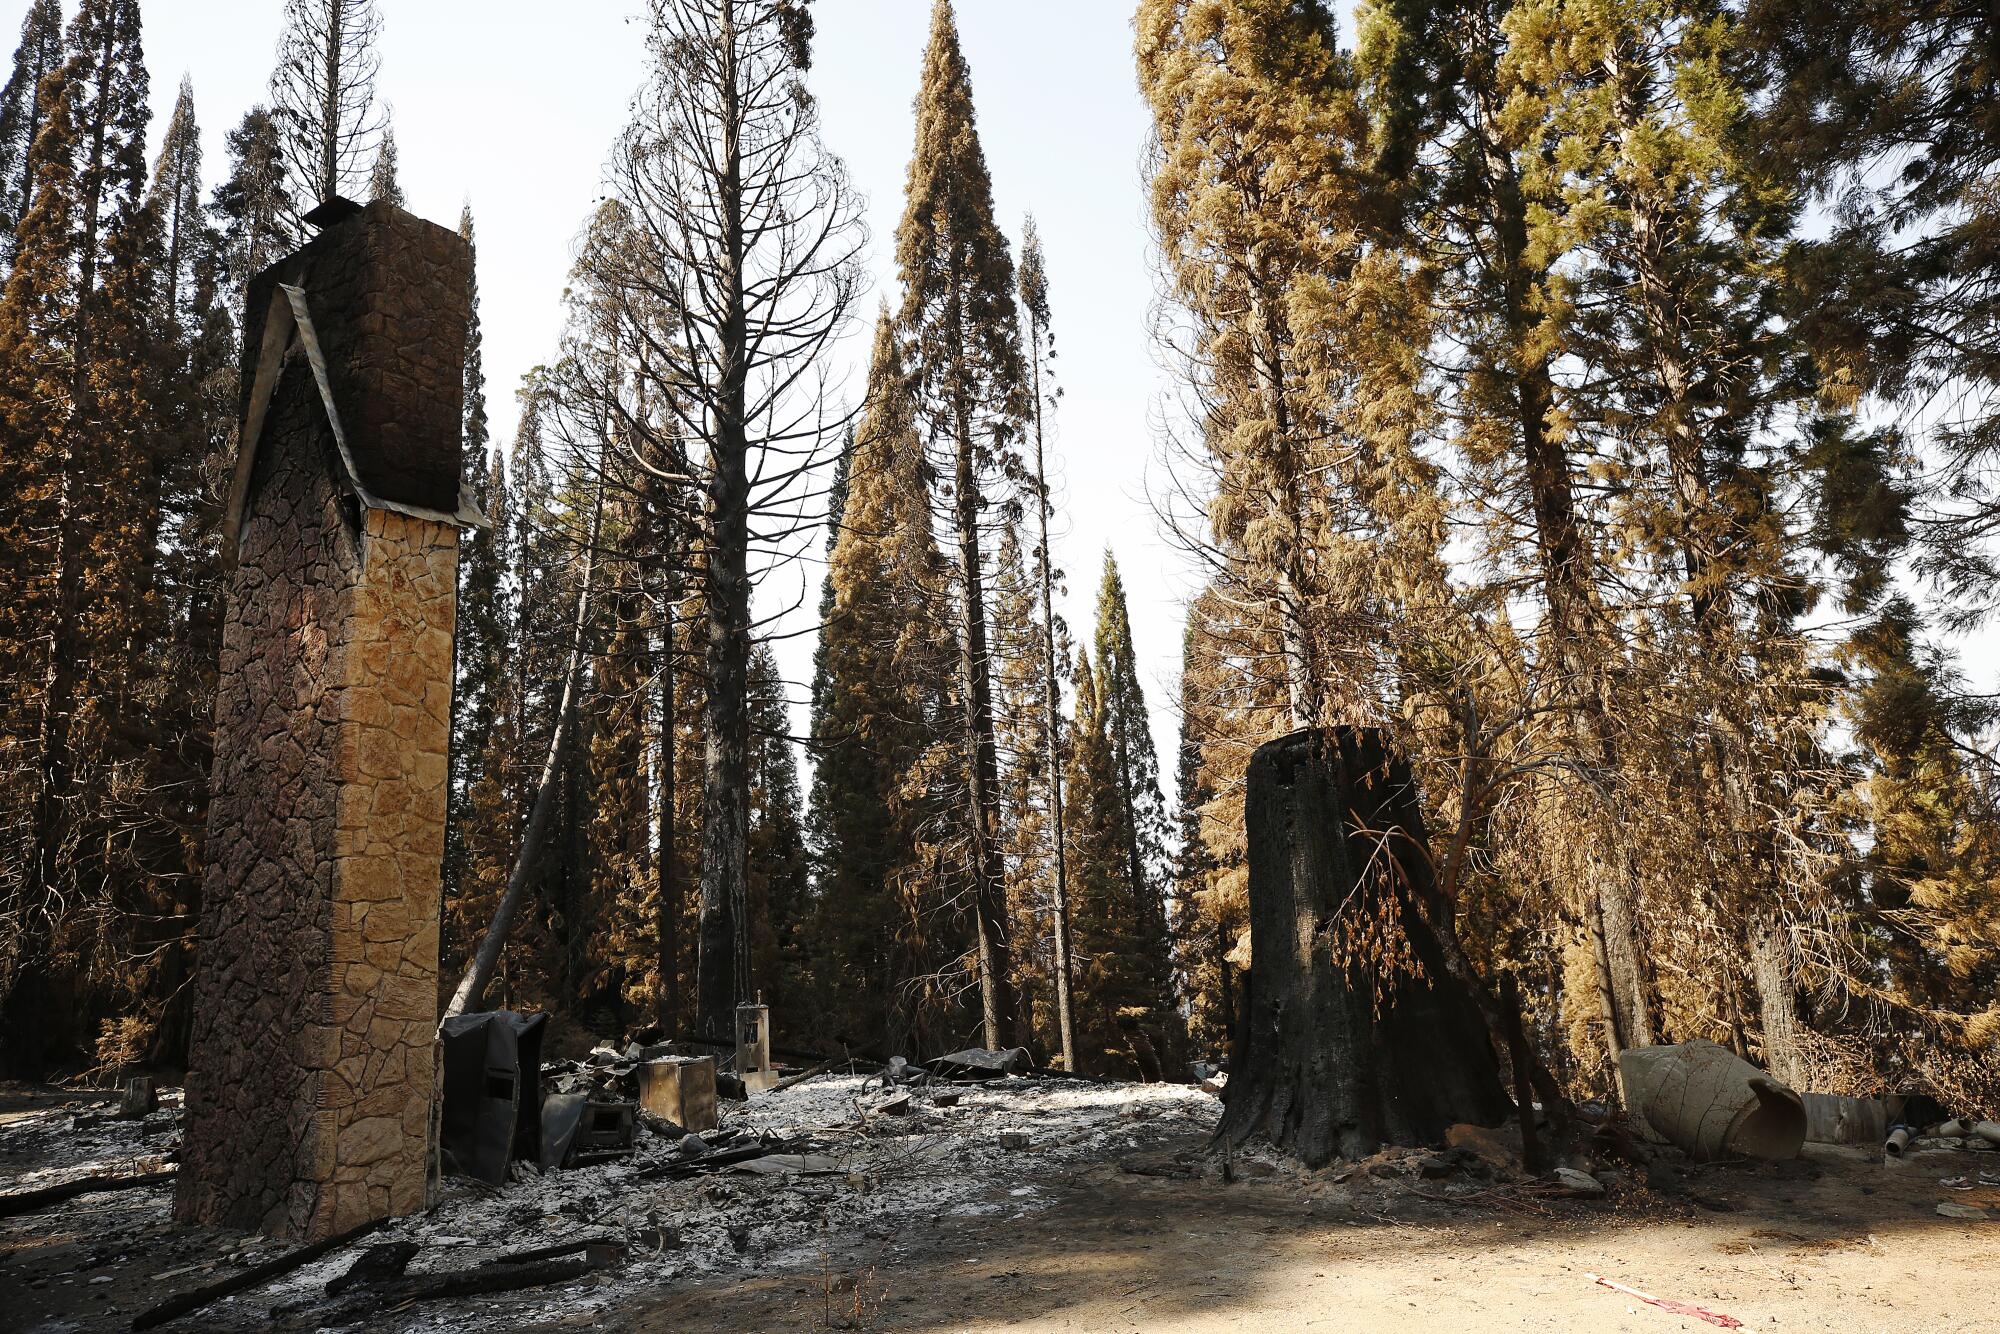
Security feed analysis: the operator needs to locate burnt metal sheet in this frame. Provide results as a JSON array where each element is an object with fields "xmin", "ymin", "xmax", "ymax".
[{"xmin": 439, "ymin": 1010, "xmax": 548, "ymax": 1185}]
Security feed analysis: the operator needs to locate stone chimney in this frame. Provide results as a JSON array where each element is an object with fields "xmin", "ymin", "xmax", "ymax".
[{"xmin": 176, "ymin": 201, "xmax": 476, "ymax": 1240}]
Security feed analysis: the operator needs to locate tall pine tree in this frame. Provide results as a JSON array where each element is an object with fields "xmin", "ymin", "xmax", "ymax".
[
  {"xmin": 1064, "ymin": 555, "xmax": 1176, "ymax": 1075},
  {"xmin": 896, "ymin": 0, "xmax": 1028, "ymax": 1048}
]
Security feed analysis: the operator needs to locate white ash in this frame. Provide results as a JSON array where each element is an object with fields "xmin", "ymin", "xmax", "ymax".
[{"xmin": 258, "ymin": 1074, "xmax": 1215, "ymax": 1328}]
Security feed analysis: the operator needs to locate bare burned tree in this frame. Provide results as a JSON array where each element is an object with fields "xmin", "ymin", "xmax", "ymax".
[
  {"xmin": 567, "ymin": 0, "xmax": 862, "ymax": 1038},
  {"xmin": 270, "ymin": 0, "xmax": 385, "ymax": 213}
]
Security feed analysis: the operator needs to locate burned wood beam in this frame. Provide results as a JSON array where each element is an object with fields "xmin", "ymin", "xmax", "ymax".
[
  {"xmin": 0, "ymin": 1168, "xmax": 176, "ymax": 1219},
  {"xmin": 491, "ymin": 1236, "xmax": 616, "ymax": 1265},
  {"xmin": 131, "ymin": 1216, "xmax": 388, "ymax": 1330}
]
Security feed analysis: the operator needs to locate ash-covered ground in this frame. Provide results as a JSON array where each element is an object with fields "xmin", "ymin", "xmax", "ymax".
[{"xmin": 1, "ymin": 1073, "xmax": 1224, "ymax": 1332}]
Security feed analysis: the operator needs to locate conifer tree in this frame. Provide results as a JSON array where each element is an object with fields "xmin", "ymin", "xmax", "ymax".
[
  {"xmin": 588, "ymin": 0, "xmax": 863, "ymax": 1036},
  {"xmin": 367, "ymin": 122, "xmax": 402, "ymax": 206},
  {"xmin": 209, "ymin": 106, "xmax": 293, "ymax": 297},
  {"xmin": 586, "ymin": 483, "xmax": 656, "ymax": 1018},
  {"xmin": 1063, "ymin": 556, "xmax": 1176, "ymax": 1074},
  {"xmin": 809, "ymin": 312, "xmax": 961, "ymax": 1055},
  {"xmin": 896, "ymin": 0, "xmax": 1027, "ymax": 1048},
  {"xmin": 0, "ymin": 0, "xmax": 162, "ymax": 1073},
  {"xmin": 139, "ymin": 73, "xmax": 232, "ymax": 1065},
  {"xmin": 747, "ymin": 644, "xmax": 810, "ymax": 1021},
  {"xmin": 445, "ymin": 204, "xmax": 508, "ymax": 973},
  {"xmin": 271, "ymin": 0, "xmax": 385, "ymax": 211},
  {"xmin": 150, "ymin": 78, "xmax": 203, "ymax": 322},
  {"xmin": 0, "ymin": 0, "xmax": 63, "ymax": 271},
  {"xmin": 993, "ymin": 522, "xmax": 1055, "ymax": 1054},
  {"xmin": 1014, "ymin": 215, "xmax": 1076, "ymax": 1067},
  {"xmin": 1355, "ymin": 0, "xmax": 1664, "ymax": 1078}
]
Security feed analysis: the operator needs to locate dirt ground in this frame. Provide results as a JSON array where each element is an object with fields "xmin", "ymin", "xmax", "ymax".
[
  {"xmin": 4, "ymin": 1075, "xmax": 1997, "ymax": 1333},
  {"xmin": 642, "ymin": 1142, "xmax": 2000, "ymax": 1333}
]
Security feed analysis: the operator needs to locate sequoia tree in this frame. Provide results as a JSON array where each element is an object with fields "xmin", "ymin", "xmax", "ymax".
[
  {"xmin": 0, "ymin": 0, "xmax": 162, "ymax": 1074},
  {"xmin": 809, "ymin": 312, "xmax": 962, "ymax": 1055},
  {"xmin": 590, "ymin": 0, "xmax": 863, "ymax": 1037}
]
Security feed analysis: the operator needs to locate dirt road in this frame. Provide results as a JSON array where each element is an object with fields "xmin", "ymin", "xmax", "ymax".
[{"xmin": 637, "ymin": 1144, "xmax": 2000, "ymax": 1333}]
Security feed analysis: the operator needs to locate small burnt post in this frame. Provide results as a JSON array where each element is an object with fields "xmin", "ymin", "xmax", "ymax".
[
  {"xmin": 176, "ymin": 199, "xmax": 478, "ymax": 1239},
  {"xmin": 736, "ymin": 1001, "xmax": 776, "ymax": 1094}
]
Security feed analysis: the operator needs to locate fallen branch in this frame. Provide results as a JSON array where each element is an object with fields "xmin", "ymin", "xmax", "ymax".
[
  {"xmin": 1588, "ymin": 1273, "xmax": 1743, "ymax": 1330},
  {"xmin": 770, "ymin": 1061, "xmax": 833, "ymax": 1093},
  {"xmin": 132, "ymin": 1216, "xmax": 387, "ymax": 1330},
  {"xmin": 0, "ymin": 1167, "xmax": 176, "ymax": 1219},
  {"xmin": 310, "ymin": 1255, "xmax": 604, "ymax": 1325},
  {"xmin": 633, "ymin": 1140, "xmax": 791, "ymax": 1182}
]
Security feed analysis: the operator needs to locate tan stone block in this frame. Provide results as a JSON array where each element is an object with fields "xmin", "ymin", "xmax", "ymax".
[
  {"xmin": 344, "ymin": 1000, "xmax": 375, "ymax": 1036},
  {"xmin": 355, "ymin": 1083, "xmax": 406, "ymax": 1119},
  {"xmin": 344, "ymin": 862, "xmax": 403, "ymax": 904},
  {"xmin": 366, "ymin": 1016, "xmax": 405, "ymax": 1053},
  {"xmin": 344, "ymin": 691, "xmax": 393, "ymax": 729},
  {"xmin": 320, "ymin": 1068, "xmax": 356, "ymax": 1110},
  {"xmin": 344, "ymin": 1120, "xmax": 406, "ymax": 1168},
  {"xmin": 376, "ymin": 975, "xmax": 432, "ymax": 1023},
  {"xmin": 410, "ymin": 750, "xmax": 447, "ymax": 794},
  {"xmin": 361, "ymin": 901, "xmax": 409, "ymax": 943},
  {"xmin": 342, "ymin": 962, "xmax": 382, "ymax": 997},
  {"xmin": 388, "ymin": 1174, "xmax": 425, "ymax": 1217},
  {"xmin": 418, "ymin": 625, "xmax": 453, "ymax": 667},
  {"xmin": 405, "ymin": 820, "xmax": 444, "ymax": 859},
  {"xmin": 370, "ymin": 782, "xmax": 410, "ymax": 821},
  {"xmin": 404, "ymin": 925, "xmax": 440, "ymax": 971},
  {"xmin": 357, "ymin": 638, "xmax": 393, "ymax": 682},
  {"xmin": 330, "ymin": 732, "xmax": 362, "ymax": 783},
  {"xmin": 356, "ymin": 726, "xmax": 402, "ymax": 781}
]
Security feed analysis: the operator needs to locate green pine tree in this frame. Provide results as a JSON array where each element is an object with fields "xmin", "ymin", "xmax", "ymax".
[
  {"xmin": 1064, "ymin": 555, "xmax": 1176, "ymax": 1075},
  {"xmin": 368, "ymin": 122, "xmax": 403, "ymax": 207},
  {"xmin": 809, "ymin": 311, "xmax": 963, "ymax": 1056},
  {"xmin": 209, "ymin": 105, "xmax": 294, "ymax": 299},
  {"xmin": 0, "ymin": 0, "xmax": 63, "ymax": 271}
]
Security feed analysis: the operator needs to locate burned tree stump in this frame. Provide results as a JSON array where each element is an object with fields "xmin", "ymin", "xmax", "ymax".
[{"xmin": 1216, "ymin": 729, "xmax": 1507, "ymax": 1166}]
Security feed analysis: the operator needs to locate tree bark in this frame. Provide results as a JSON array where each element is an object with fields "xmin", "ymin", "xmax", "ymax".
[
  {"xmin": 1217, "ymin": 729, "xmax": 1509, "ymax": 1166},
  {"xmin": 1751, "ymin": 916, "xmax": 1806, "ymax": 1087},
  {"xmin": 1027, "ymin": 322, "xmax": 1076, "ymax": 1071},
  {"xmin": 695, "ymin": 0, "xmax": 752, "ymax": 1038}
]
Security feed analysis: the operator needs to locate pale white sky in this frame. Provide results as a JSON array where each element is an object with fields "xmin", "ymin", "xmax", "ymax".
[{"xmin": 26, "ymin": 0, "xmax": 1196, "ymax": 774}]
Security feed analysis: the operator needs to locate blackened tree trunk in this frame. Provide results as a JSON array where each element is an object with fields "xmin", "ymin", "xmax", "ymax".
[
  {"xmin": 1217, "ymin": 729, "xmax": 1509, "ymax": 1166},
  {"xmin": 694, "ymin": 0, "xmax": 751, "ymax": 1040}
]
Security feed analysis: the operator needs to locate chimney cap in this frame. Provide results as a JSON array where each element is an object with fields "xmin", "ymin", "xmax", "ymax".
[{"xmin": 303, "ymin": 194, "xmax": 366, "ymax": 230}]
